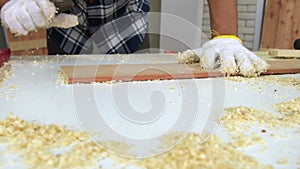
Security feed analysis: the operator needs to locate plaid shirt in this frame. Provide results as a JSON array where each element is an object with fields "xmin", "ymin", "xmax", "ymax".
[{"xmin": 48, "ymin": 0, "xmax": 150, "ymax": 54}]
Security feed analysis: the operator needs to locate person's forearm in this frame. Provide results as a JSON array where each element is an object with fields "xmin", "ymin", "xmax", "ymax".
[
  {"xmin": 0, "ymin": 0, "xmax": 9, "ymax": 8},
  {"xmin": 207, "ymin": 0, "xmax": 238, "ymax": 38}
]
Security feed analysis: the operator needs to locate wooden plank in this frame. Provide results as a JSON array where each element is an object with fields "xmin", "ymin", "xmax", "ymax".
[
  {"xmin": 5, "ymin": 29, "xmax": 47, "ymax": 42},
  {"xmin": 61, "ymin": 64, "xmax": 223, "ymax": 84},
  {"xmin": 9, "ymin": 39, "xmax": 47, "ymax": 51},
  {"xmin": 269, "ymin": 49, "xmax": 300, "ymax": 57},
  {"xmin": 5, "ymin": 29, "xmax": 48, "ymax": 56},
  {"xmin": 60, "ymin": 59, "xmax": 300, "ymax": 84},
  {"xmin": 275, "ymin": 0, "xmax": 296, "ymax": 49},
  {"xmin": 261, "ymin": 0, "xmax": 300, "ymax": 49},
  {"xmin": 11, "ymin": 48, "xmax": 48, "ymax": 56},
  {"xmin": 291, "ymin": 0, "xmax": 300, "ymax": 46},
  {"xmin": 261, "ymin": 0, "xmax": 281, "ymax": 49}
]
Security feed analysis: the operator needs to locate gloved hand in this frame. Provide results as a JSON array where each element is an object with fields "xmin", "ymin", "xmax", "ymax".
[
  {"xmin": 178, "ymin": 36, "xmax": 269, "ymax": 77},
  {"xmin": 1, "ymin": 0, "xmax": 78, "ymax": 36}
]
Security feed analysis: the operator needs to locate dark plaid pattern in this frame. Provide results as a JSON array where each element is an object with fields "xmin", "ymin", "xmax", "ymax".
[{"xmin": 47, "ymin": 0, "xmax": 150, "ymax": 54}]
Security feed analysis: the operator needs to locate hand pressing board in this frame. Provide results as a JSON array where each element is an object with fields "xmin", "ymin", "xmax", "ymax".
[{"xmin": 60, "ymin": 59, "xmax": 300, "ymax": 84}]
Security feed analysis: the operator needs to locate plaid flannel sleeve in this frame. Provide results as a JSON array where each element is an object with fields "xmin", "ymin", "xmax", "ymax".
[
  {"xmin": 47, "ymin": 1, "xmax": 91, "ymax": 54},
  {"xmin": 91, "ymin": 0, "xmax": 150, "ymax": 54},
  {"xmin": 48, "ymin": 0, "xmax": 150, "ymax": 54}
]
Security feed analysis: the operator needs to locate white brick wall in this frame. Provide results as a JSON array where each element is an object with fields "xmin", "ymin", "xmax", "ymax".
[{"xmin": 201, "ymin": 0, "xmax": 257, "ymax": 49}]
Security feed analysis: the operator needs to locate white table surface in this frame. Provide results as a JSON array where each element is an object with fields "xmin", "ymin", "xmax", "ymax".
[{"xmin": 0, "ymin": 54, "xmax": 299, "ymax": 169}]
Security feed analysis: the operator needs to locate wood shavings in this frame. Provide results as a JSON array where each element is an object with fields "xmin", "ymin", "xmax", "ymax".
[
  {"xmin": 0, "ymin": 63, "xmax": 12, "ymax": 88},
  {"xmin": 158, "ymin": 132, "xmax": 186, "ymax": 149},
  {"xmin": 223, "ymin": 105, "xmax": 300, "ymax": 129},
  {"xmin": 49, "ymin": 14, "xmax": 78, "ymax": 28},
  {"xmin": 221, "ymin": 107, "xmax": 279, "ymax": 131},
  {"xmin": 99, "ymin": 140, "xmax": 132, "ymax": 156},
  {"xmin": 56, "ymin": 71, "xmax": 69, "ymax": 85},
  {"xmin": 276, "ymin": 157, "xmax": 288, "ymax": 165},
  {"xmin": 274, "ymin": 97, "xmax": 300, "ymax": 126},
  {"xmin": 221, "ymin": 105, "xmax": 300, "ymax": 148},
  {"xmin": 132, "ymin": 133, "xmax": 272, "ymax": 169},
  {"xmin": 275, "ymin": 97, "xmax": 300, "ymax": 114},
  {"xmin": 0, "ymin": 63, "xmax": 20, "ymax": 100},
  {"xmin": 259, "ymin": 76, "xmax": 300, "ymax": 90},
  {"xmin": 0, "ymin": 113, "xmax": 111, "ymax": 169},
  {"xmin": 0, "ymin": 114, "xmax": 276, "ymax": 169},
  {"xmin": 229, "ymin": 133, "xmax": 266, "ymax": 148},
  {"xmin": 177, "ymin": 50, "xmax": 200, "ymax": 64},
  {"xmin": 225, "ymin": 75, "xmax": 300, "ymax": 90},
  {"xmin": 0, "ymin": 83, "xmax": 19, "ymax": 100}
]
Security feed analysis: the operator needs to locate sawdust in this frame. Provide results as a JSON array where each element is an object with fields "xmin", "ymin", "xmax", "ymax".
[
  {"xmin": 0, "ymin": 83, "xmax": 19, "ymax": 100},
  {"xmin": 276, "ymin": 157, "xmax": 288, "ymax": 165},
  {"xmin": 259, "ymin": 76, "xmax": 300, "ymax": 90},
  {"xmin": 221, "ymin": 100, "xmax": 300, "ymax": 148},
  {"xmin": 49, "ymin": 14, "xmax": 79, "ymax": 28},
  {"xmin": 0, "ymin": 113, "xmax": 275, "ymax": 169},
  {"xmin": 0, "ymin": 63, "xmax": 18, "ymax": 100},
  {"xmin": 274, "ymin": 97, "xmax": 300, "ymax": 126},
  {"xmin": 0, "ymin": 113, "xmax": 109, "ymax": 169},
  {"xmin": 229, "ymin": 133, "xmax": 266, "ymax": 148},
  {"xmin": 177, "ymin": 50, "xmax": 200, "ymax": 64},
  {"xmin": 133, "ymin": 133, "xmax": 272, "ymax": 169},
  {"xmin": 225, "ymin": 75, "xmax": 300, "ymax": 90},
  {"xmin": 0, "ymin": 63, "xmax": 12, "ymax": 88},
  {"xmin": 56, "ymin": 71, "xmax": 69, "ymax": 85}
]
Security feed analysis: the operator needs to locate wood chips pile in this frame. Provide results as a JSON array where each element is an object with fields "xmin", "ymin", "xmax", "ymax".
[
  {"xmin": 221, "ymin": 97, "xmax": 300, "ymax": 147},
  {"xmin": 0, "ymin": 114, "xmax": 109, "ymax": 169},
  {"xmin": 0, "ymin": 113, "xmax": 274, "ymax": 169},
  {"xmin": 226, "ymin": 75, "xmax": 300, "ymax": 91},
  {"xmin": 1, "ymin": 98, "xmax": 299, "ymax": 169}
]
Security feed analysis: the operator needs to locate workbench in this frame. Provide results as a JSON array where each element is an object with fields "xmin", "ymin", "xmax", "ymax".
[{"xmin": 0, "ymin": 54, "xmax": 299, "ymax": 169}]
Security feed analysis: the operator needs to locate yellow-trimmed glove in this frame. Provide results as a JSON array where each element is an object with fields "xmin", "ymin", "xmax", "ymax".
[{"xmin": 178, "ymin": 35, "xmax": 269, "ymax": 77}]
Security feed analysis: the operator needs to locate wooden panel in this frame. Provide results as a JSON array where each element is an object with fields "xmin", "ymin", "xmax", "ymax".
[
  {"xmin": 261, "ymin": 0, "xmax": 300, "ymax": 49},
  {"xmin": 9, "ymin": 39, "xmax": 46, "ymax": 51},
  {"xmin": 11, "ymin": 48, "xmax": 48, "ymax": 56},
  {"xmin": 61, "ymin": 59, "xmax": 300, "ymax": 84},
  {"xmin": 5, "ymin": 29, "xmax": 48, "ymax": 56},
  {"xmin": 276, "ymin": 0, "xmax": 296, "ymax": 49},
  {"xmin": 291, "ymin": 0, "xmax": 300, "ymax": 44},
  {"xmin": 261, "ymin": 0, "xmax": 281, "ymax": 49}
]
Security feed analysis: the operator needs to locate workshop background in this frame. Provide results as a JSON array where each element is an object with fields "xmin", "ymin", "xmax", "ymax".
[
  {"xmin": 0, "ymin": 1, "xmax": 300, "ymax": 169},
  {"xmin": 0, "ymin": 0, "xmax": 299, "ymax": 54}
]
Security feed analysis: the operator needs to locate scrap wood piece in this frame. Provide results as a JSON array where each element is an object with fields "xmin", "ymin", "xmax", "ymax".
[
  {"xmin": 60, "ymin": 59, "xmax": 300, "ymax": 84},
  {"xmin": 60, "ymin": 63, "xmax": 223, "ymax": 84},
  {"xmin": 268, "ymin": 49, "xmax": 300, "ymax": 58}
]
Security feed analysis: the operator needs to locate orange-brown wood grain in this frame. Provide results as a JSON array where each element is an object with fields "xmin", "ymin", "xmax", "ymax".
[
  {"xmin": 5, "ymin": 29, "xmax": 48, "ymax": 56},
  {"xmin": 261, "ymin": 0, "xmax": 281, "ymax": 49},
  {"xmin": 291, "ymin": 0, "xmax": 300, "ymax": 44},
  {"xmin": 261, "ymin": 0, "xmax": 300, "ymax": 49},
  {"xmin": 61, "ymin": 59, "xmax": 300, "ymax": 84},
  {"xmin": 276, "ymin": 0, "xmax": 296, "ymax": 49}
]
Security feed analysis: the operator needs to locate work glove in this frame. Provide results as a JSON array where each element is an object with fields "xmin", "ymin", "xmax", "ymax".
[
  {"xmin": 178, "ymin": 36, "xmax": 269, "ymax": 77},
  {"xmin": 1, "ymin": 0, "xmax": 78, "ymax": 36}
]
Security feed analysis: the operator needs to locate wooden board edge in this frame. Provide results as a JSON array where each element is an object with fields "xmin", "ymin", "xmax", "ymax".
[{"xmin": 268, "ymin": 49, "xmax": 300, "ymax": 58}]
